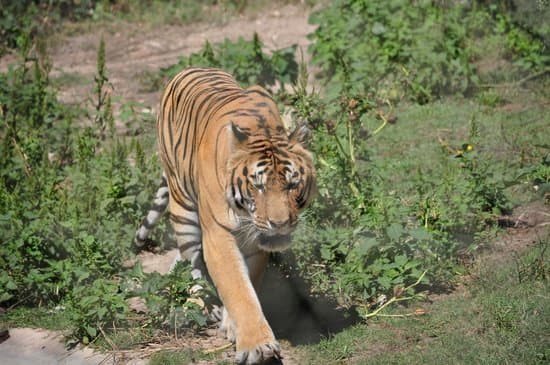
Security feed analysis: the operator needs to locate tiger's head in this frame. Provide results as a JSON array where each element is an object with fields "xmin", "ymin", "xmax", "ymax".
[{"xmin": 227, "ymin": 122, "xmax": 316, "ymax": 252}]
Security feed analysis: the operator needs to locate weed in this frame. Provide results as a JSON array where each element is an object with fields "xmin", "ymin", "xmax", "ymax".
[
  {"xmin": 308, "ymin": 1, "xmax": 478, "ymax": 103},
  {"xmin": 157, "ymin": 33, "xmax": 298, "ymax": 93},
  {"xmin": 299, "ymin": 241, "xmax": 549, "ymax": 364},
  {"xmin": 124, "ymin": 262, "xmax": 213, "ymax": 331},
  {"xmin": 148, "ymin": 349, "xmax": 208, "ymax": 365},
  {"xmin": 0, "ymin": 35, "xmax": 212, "ymax": 345},
  {"xmin": 515, "ymin": 236, "xmax": 549, "ymax": 283},
  {"xmin": 93, "ymin": 37, "xmax": 115, "ymax": 140}
]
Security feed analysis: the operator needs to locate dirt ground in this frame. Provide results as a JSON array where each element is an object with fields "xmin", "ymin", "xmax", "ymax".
[{"xmin": 48, "ymin": 4, "xmax": 315, "ymax": 113}]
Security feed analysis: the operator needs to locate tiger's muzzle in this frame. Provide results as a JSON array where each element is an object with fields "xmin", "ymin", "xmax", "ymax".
[{"xmin": 256, "ymin": 217, "xmax": 297, "ymax": 252}]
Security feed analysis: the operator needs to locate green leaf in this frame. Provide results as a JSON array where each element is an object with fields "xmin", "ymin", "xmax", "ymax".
[
  {"xmin": 386, "ymin": 223, "xmax": 404, "ymax": 241},
  {"xmin": 320, "ymin": 246, "xmax": 334, "ymax": 261},
  {"xmin": 394, "ymin": 255, "xmax": 408, "ymax": 267},
  {"xmin": 377, "ymin": 275, "xmax": 392, "ymax": 290},
  {"xmin": 6, "ymin": 279, "xmax": 17, "ymax": 290},
  {"xmin": 354, "ymin": 237, "xmax": 379, "ymax": 256},
  {"xmin": 410, "ymin": 227, "xmax": 431, "ymax": 241},
  {"xmin": 0, "ymin": 292, "xmax": 14, "ymax": 302},
  {"xmin": 85, "ymin": 326, "xmax": 97, "ymax": 338},
  {"xmin": 96, "ymin": 307, "xmax": 108, "ymax": 319}
]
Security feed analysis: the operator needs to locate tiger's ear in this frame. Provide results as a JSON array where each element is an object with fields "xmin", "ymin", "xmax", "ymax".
[
  {"xmin": 231, "ymin": 122, "xmax": 249, "ymax": 143},
  {"xmin": 289, "ymin": 124, "xmax": 311, "ymax": 145},
  {"xmin": 230, "ymin": 122, "xmax": 249, "ymax": 151}
]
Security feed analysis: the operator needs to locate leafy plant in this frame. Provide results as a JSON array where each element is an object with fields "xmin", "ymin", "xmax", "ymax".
[
  {"xmin": 491, "ymin": 5, "xmax": 550, "ymax": 72},
  {"xmin": 159, "ymin": 33, "xmax": 298, "ymax": 92},
  {"xmin": 67, "ymin": 278, "xmax": 129, "ymax": 345},
  {"xmin": 308, "ymin": 0, "xmax": 479, "ymax": 103},
  {"xmin": 288, "ymin": 64, "xmax": 431, "ymax": 308},
  {"xmin": 0, "ymin": 1, "xmax": 98, "ymax": 56},
  {"xmin": 0, "ymin": 36, "xmax": 187, "ymax": 344},
  {"xmin": 124, "ymin": 261, "xmax": 213, "ymax": 331},
  {"xmin": 93, "ymin": 37, "xmax": 115, "ymax": 140}
]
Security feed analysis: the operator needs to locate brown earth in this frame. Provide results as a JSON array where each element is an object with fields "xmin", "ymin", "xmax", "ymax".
[{"xmin": 49, "ymin": 4, "xmax": 315, "ymax": 115}]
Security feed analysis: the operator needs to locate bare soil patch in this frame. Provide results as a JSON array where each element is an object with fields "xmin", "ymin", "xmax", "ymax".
[{"xmin": 47, "ymin": 4, "xmax": 315, "ymax": 112}]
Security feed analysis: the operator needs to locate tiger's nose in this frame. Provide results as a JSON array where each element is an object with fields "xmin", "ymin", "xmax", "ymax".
[{"xmin": 268, "ymin": 218, "xmax": 290, "ymax": 229}]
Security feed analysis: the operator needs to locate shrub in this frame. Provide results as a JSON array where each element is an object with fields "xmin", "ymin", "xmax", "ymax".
[
  {"xmin": 159, "ymin": 33, "xmax": 298, "ymax": 92},
  {"xmin": 0, "ymin": 40, "xmax": 208, "ymax": 344},
  {"xmin": 308, "ymin": 0, "xmax": 480, "ymax": 103}
]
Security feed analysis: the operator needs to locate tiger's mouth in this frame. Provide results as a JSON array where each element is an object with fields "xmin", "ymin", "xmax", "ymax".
[{"xmin": 258, "ymin": 233, "xmax": 292, "ymax": 252}]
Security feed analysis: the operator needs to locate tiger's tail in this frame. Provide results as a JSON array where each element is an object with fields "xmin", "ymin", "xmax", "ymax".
[{"xmin": 134, "ymin": 172, "xmax": 169, "ymax": 248}]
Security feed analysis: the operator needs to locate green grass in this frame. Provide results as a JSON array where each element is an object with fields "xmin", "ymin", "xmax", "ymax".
[
  {"xmin": 371, "ymin": 98, "xmax": 547, "ymax": 203},
  {"xmin": 1, "ymin": 307, "xmax": 72, "ymax": 331},
  {"xmin": 297, "ymin": 235, "xmax": 549, "ymax": 364},
  {"xmin": 148, "ymin": 350, "xmax": 198, "ymax": 365},
  {"xmin": 148, "ymin": 349, "xmax": 230, "ymax": 365}
]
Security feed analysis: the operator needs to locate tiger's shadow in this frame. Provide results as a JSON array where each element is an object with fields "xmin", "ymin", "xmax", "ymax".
[
  {"xmin": 144, "ymin": 235, "xmax": 360, "ymax": 345},
  {"xmin": 259, "ymin": 255, "xmax": 360, "ymax": 345}
]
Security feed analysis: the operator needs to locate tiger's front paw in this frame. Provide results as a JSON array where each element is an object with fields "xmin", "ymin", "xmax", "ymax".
[{"xmin": 236, "ymin": 341, "xmax": 282, "ymax": 365}]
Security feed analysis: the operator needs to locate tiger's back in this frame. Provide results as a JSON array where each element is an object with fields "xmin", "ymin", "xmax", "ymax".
[{"xmin": 157, "ymin": 68, "xmax": 245, "ymax": 208}]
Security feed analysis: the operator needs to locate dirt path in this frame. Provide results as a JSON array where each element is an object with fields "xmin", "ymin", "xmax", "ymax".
[{"xmin": 49, "ymin": 4, "xmax": 315, "ymax": 114}]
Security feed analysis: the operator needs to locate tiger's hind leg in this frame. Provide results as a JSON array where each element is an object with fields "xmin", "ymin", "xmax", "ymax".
[
  {"xmin": 135, "ymin": 172, "xmax": 206, "ymax": 280},
  {"xmin": 134, "ymin": 172, "xmax": 169, "ymax": 249},
  {"xmin": 168, "ymin": 201, "xmax": 205, "ymax": 280}
]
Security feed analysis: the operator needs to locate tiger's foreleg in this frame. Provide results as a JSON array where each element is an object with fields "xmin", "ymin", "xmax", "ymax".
[
  {"xmin": 201, "ymin": 221, "xmax": 280, "ymax": 365},
  {"xmin": 219, "ymin": 250, "xmax": 269, "ymax": 343}
]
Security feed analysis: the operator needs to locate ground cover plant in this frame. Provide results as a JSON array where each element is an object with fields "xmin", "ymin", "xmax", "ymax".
[
  {"xmin": 297, "ymin": 233, "xmax": 549, "ymax": 364},
  {"xmin": 0, "ymin": 34, "xmax": 211, "ymax": 345},
  {"xmin": 1, "ymin": 0, "xmax": 548, "ymax": 363}
]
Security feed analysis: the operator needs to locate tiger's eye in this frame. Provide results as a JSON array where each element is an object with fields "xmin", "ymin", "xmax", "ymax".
[{"xmin": 253, "ymin": 182, "xmax": 264, "ymax": 192}]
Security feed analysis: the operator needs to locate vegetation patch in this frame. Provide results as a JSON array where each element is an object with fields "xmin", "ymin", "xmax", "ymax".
[{"xmin": 298, "ymin": 233, "xmax": 549, "ymax": 364}]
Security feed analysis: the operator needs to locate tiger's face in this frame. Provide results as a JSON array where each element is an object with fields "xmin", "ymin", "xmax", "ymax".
[{"xmin": 227, "ymin": 123, "xmax": 316, "ymax": 252}]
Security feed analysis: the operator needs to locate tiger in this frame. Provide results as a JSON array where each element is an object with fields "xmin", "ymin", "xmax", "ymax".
[{"xmin": 134, "ymin": 67, "xmax": 316, "ymax": 364}]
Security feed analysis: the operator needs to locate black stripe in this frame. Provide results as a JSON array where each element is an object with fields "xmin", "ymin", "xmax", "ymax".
[
  {"xmin": 246, "ymin": 88, "xmax": 271, "ymax": 98},
  {"xmin": 140, "ymin": 217, "xmax": 157, "ymax": 229},
  {"xmin": 169, "ymin": 191, "xmax": 196, "ymax": 212},
  {"xmin": 151, "ymin": 202, "xmax": 168, "ymax": 212},
  {"xmin": 177, "ymin": 241, "xmax": 202, "ymax": 252},
  {"xmin": 297, "ymin": 177, "xmax": 312, "ymax": 209},
  {"xmin": 169, "ymin": 213, "xmax": 199, "ymax": 226},
  {"xmin": 274, "ymin": 147, "xmax": 289, "ymax": 158}
]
